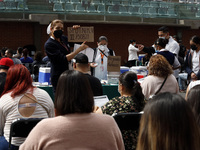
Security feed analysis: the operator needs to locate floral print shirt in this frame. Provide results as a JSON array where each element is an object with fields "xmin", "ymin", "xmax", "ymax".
[{"xmin": 101, "ymin": 96, "xmax": 145, "ymax": 150}]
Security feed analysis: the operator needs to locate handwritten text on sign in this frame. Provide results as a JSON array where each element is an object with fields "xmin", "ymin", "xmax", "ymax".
[
  {"xmin": 67, "ymin": 26, "xmax": 94, "ymax": 42},
  {"xmin": 107, "ymin": 56, "xmax": 121, "ymax": 72}
]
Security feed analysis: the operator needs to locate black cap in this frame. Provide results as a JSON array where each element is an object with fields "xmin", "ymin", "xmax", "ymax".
[{"xmin": 74, "ymin": 53, "xmax": 88, "ymax": 64}]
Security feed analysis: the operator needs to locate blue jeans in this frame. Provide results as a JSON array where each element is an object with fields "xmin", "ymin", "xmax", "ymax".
[
  {"xmin": 178, "ymin": 73, "xmax": 188, "ymax": 90},
  {"xmin": 0, "ymin": 136, "xmax": 19, "ymax": 150}
]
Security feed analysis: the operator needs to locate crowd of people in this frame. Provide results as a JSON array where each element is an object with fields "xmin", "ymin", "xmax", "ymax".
[{"xmin": 0, "ymin": 19, "xmax": 200, "ymax": 150}]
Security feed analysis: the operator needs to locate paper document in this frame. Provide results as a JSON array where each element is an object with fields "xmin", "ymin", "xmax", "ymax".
[
  {"xmin": 94, "ymin": 95, "xmax": 109, "ymax": 107},
  {"xmin": 74, "ymin": 44, "xmax": 94, "ymax": 62}
]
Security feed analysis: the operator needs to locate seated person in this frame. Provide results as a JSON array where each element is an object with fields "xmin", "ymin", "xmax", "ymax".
[
  {"xmin": 137, "ymin": 92, "xmax": 200, "ymax": 150},
  {"xmin": 96, "ymin": 71, "xmax": 145, "ymax": 150},
  {"xmin": 73, "ymin": 53, "xmax": 103, "ymax": 96},
  {"xmin": 0, "ymin": 58, "xmax": 14, "ymax": 95},
  {"xmin": 20, "ymin": 48, "xmax": 33, "ymax": 63},
  {"xmin": 19, "ymin": 70, "xmax": 124, "ymax": 150},
  {"xmin": 0, "ymin": 64, "xmax": 54, "ymax": 150},
  {"xmin": 141, "ymin": 54, "xmax": 179, "ymax": 100}
]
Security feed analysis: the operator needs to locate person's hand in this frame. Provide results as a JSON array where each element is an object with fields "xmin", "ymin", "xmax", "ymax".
[
  {"xmin": 90, "ymin": 62, "xmax": 98, "ymax": 68},
  {"xmin": 191, "ymin": 72, "xmax": 197, "ymax": 80},
  {"xmin": 78, "ymin": 41, "xmax": 89, "ymax": 52},
  {"xmin": 72, "ymin": 25, "xmax": 80, "ymax": 29},
  {"xmin": 137, "ymin": 44, "xmax": 144, "ymax": 51}
]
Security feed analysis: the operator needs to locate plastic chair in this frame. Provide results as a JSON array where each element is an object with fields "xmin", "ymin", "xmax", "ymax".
[
  {"xmin": 128, "ymin": 6, "xmax": 140, "ymax": 15},
  {"xmin": 65, "ymin": 3, "xmax": 75, "ymax": 11},
  {"xmin": 168, "ymin": 8, "xmax": 177, "ymax": 17},
  {"xmin": 0, "ymin": 1, "xmax": 5, "ymax": 10},
  {"xmin": 17, "ymin": 2, "xmax": 28, "ymax": 10},
  {"xmin": 112, "ymin": 112, "xmax": 142, "ymax": 131},
  {"xmin": 149, "ymin": 7, "xmax": 158, "ymax": 16},
  {"xmin": 119, "ymin": 5, "xmax": 128, "ymax": 14},
  {"xmin": 5, "ymin": 1, "xmax": 17, "ymax": 9},
  {"xmin": 158, "ymin": 7, "xmax": 168, "ymax": 16},
  {"xmin": 53, "ymin": 3, "xmax": 64, "ymax": 11},
  {"xmin": 75, "ymin": 3, "xmax": 86, "ymax": 12},
  {"xmin": 87, "ymin": 4, "xmax": 97, "ymax": 12},
  {"xmin": 97, "ymin": 4, "xmax": 105, "ymax": 13},
  {"xmin": 8, "ymin": 118, "xmax": 43, "ymax": 150}
]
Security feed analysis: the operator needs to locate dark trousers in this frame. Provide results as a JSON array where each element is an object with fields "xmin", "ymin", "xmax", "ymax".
[{"xmin": 0, "ymin": 136, "xmax": 19, "ymax": 150}]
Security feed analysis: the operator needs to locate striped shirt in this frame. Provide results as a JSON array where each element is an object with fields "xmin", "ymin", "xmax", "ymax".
[{"xmin": 0, "ymin": 87, "xmax": 55, "ymax": 146}]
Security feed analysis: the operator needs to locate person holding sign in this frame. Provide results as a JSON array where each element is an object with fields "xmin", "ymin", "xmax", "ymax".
[
  {"xmin": 44, "ymin": 19, "xmax": 88, "ymax": 92},
  {"xmin": 91, "ymin": 36, "xmax": 115, "ymax": 80}
]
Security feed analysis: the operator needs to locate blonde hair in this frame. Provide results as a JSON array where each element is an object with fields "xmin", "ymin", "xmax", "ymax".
[
  {"xmin": 50, "ymin": 19, "xmax": 64, "ymax": 36},
  {"xmin": 148, "ymin": 54, "xmax": 173, "ymax": 77}
]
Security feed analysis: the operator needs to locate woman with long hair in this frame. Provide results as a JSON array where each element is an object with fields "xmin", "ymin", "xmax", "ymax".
[
  {"xmin": 96, "ymin": 71, "xmax": 145, "ymax": 150},
  {"xmin": 0, "ymin": 64, "xmax": 54, "ymax": 150},
  {"xmin": 186, "ymin": 85, "xmax": 200, "ymax": 127},
  {"xmin": 137, "ymin": 92, "xmax": 200, "ymax": 150},
  {"xmin": 20, "ymin": 70, "xmax": 124, "ymax": 150}
]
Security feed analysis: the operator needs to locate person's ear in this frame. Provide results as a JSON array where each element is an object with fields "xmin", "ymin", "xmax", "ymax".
[{"xmin": 73, "ymin": 63, "xmax": 76, "ymax": 69}]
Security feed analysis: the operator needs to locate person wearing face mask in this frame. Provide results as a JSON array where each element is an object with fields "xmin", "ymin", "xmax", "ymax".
[
  {"xmin": 44, "ymin": 19, "xmax": 88, "ymax": 92},
  {"xmin": 185, "ymin": 35, "xmax": 200, "ymax": 81},
  {"xmin": 128, "ymin": 40, "xmax": 140, "ymax": 67},
  {"xmin": 138, "ymin": 26, "xmax": 180, "ymax": 79},
  {"xmin": 91, "ymin": 36, "xmax": 115, "ymax": 80}
]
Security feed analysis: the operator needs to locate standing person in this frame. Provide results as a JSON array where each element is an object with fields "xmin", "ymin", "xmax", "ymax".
[
  {"xmin": 96, "ymin": 71, "xmax": 145, "ymax": 150},
  {"xmin": 44, "ymin": 19, "xmax": 88, "ymax": 92},
  {"xmin": 128, "ymin": 39, "xmax": 140, "ymax": 67},
  {"xmin": 19, "ymin": 70, "xmax": 125, "ymax": 150},
  {"xmin": 136, "ymin": 92, "xmax": 200, "ymax": 150},
  {"xmin": 0, "ymin": 58, "xmax": 14, "ymax": 95},
  {"xmin": 139, "ymin": 26, "xmax": 180, "ymax": 56},
  {"xmin": 141, "ymin": 55, "xmax": 179, "ymax": 100},
  {"xmin": 73, "ymin": 53, "xmax": 103, "ymax": 96},
  {"xmin": 185, "ymin": 35, "xmax": 200, "ymax": 81},
  {"xmin": 5, "ymin": 49, "xmax": 22, "ymax": 64},
  {"xmin": 0, "ymin": 64, "xmax": 54, "ymax": 150},
  {"xmin": 91, "ymin": 36, "xmax": 115, "ymax": 80},
  {"xmin": 139, "ymin": 26, "xmax": 180, "ymax": 79}
]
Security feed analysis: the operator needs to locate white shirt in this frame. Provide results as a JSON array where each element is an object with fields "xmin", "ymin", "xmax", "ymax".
[
  {"xmin": 165, "ymin": 36, "xmax": 180, "ymax": 78},
  {"xmin": 165, "ymin": 36, "xmax": 180, "ymax": 56},
  {"xmin": 192, "ymin": 50, "xmax": 200, "ymax": 75},
  {"xmin": 94, "ymin": 47, "xmax": 115, "ymax": 80},
  {"xmin": 128, "ymin": 44, "xmax": 139, "ymax": 61}
]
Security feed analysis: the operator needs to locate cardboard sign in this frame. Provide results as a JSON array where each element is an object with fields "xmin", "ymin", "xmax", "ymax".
[
  {"xmin": 67, "ymin": 26, "xmax": 94, "ymax": 42},
  {"xmin": 107, "ymin": 56, "xmax": 121, "ymax": 72}
]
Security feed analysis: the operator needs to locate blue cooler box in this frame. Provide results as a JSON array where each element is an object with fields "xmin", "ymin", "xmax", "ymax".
[
  {"xmin": 120, "ymin": 66, "xmax": 130, "ymax": 74},
  {"xmin": 39, "ymin": 67, "xmax": 51, "ymax": 84}
]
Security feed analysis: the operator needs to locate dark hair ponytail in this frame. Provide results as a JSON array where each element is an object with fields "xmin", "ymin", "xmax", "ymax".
[
  {"xmin": 155, "ymin": 38, "xmax": 169, "ymax": 48},
  {"xmin": 130, "ymin": 40, "xmax": 136, "ymax": 43},
  {"xmin": 119, "ymin": 71, "xmax": 145, "ymax": 111}
]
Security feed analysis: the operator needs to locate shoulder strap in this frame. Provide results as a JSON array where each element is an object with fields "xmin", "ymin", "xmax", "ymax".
[
  {"xmin": 155, "ymin": 76, "xmax": 168, "ymax": 95},
  {"xmin": 24, "ymin": 93, "xmax": 48, "ymax": 113}
]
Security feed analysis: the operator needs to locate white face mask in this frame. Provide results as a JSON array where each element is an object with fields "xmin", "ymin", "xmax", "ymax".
[{"xmin": 98, "ymin": 45, "xmax": 107, "ymax": 51}]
